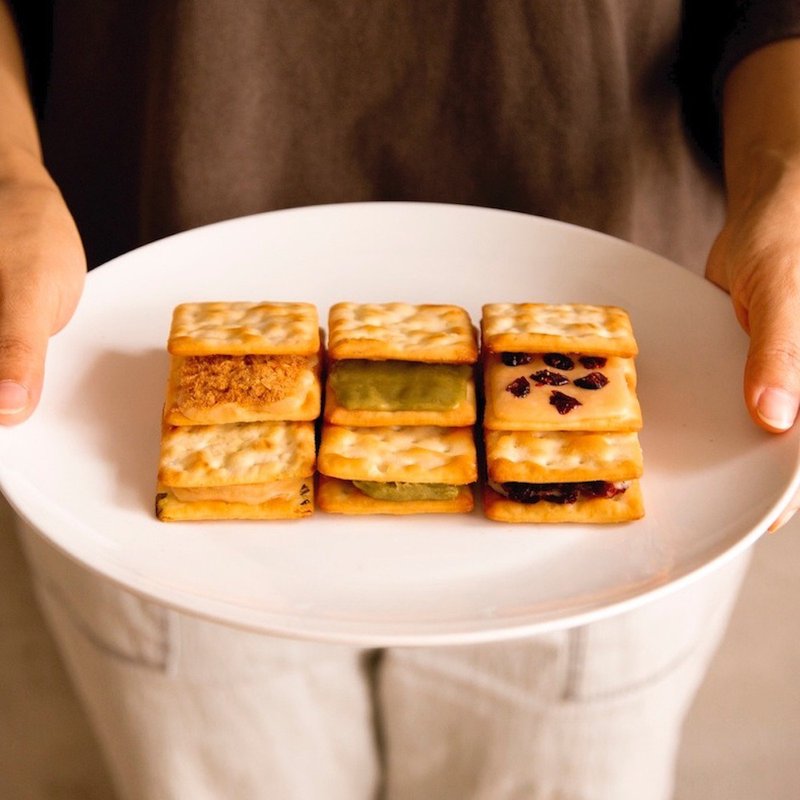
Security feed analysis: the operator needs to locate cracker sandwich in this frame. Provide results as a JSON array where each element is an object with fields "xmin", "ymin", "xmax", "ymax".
[
  {"xmin": 156, "ymin": 301, "xmax": 320, "ymax": 520},
  {"xmin": 318, "ymin": 302, "xmax": 478, "ymax": 514},
  {"xmin": 481, "ymin": 303, "xmax": 644, "ymax": 523}
]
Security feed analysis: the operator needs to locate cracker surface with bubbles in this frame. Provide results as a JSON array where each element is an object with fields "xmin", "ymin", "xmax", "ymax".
[
  {"xmin": 168, "ymin": 301, "xmax": 320, "ymax": 356},
  {"xmin": 481, "ymin": 303, "xmax": 637, "ymax": 357},
  {"xmin": 328, "ymin": 302, "xmax": 477, "ymax": 363},
  {"xmin": 485, "ymin": 430, "xmax": 643, "ymax": 484},
  {"xmin": 318, "ymin": 424, "xmax": 477, "ymax": 485}
]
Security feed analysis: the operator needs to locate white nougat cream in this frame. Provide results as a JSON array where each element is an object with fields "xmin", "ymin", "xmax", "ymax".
[
  {"xmin": 483, "ymin": 352, "xmax": 641, "ymax": 431},
  {"xmin": 170, "ymin": 476, "xmax": 312, "ymax": 504}
]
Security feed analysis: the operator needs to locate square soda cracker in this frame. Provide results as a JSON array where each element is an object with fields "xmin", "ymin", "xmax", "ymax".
[
  {"xmin": 156, "ymin": 479, "xmax": 314, "ymax": 521},
  {"xmin": 318, "ymin": 424, "xmax": 478, "ymax": 485},
  {"xmin": 158, "ymin": 420, "xmax": 316, "ymax": 488},
  {"xmin": 163, "ymin": 353, "xmax": 321, "ymax": 425},
  {"xmin": 168, "ymin": 301, "xmax": 320, "ymax": 356},
  {"xmin": 328, "ymin": 302, "xmax": 478, "ymax": 363},
  {"xmin": 483, "ymin": 481, "xmax": 644, "ymax": 523},
  {"xmin": 481, "ymin": 303, "xmax": 638, "ymax": 357},
  {"xmin": 485, "ymin": 430, "xmax": 643, "ymax": 484},
  {"xmin": 483, "ymin": 352, "xmax": 642, "ymax": 432},
  {"xmin": 317, "ymin": 475, "xmax": 473, "ymax": 515}
]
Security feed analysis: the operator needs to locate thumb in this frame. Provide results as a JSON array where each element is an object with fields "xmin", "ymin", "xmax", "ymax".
[
  {"xmin": 744, "ymin": 281, "xmax": 800, "ymax": 432},
  {"xmin": 0, "ymin": 286, "xmax": 54, "ymax": 424}
]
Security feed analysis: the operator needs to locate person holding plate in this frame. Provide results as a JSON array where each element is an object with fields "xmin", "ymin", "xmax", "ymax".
[{"xmin": 1, "ymin": 2, "xmax": 799, "ymax": 799}]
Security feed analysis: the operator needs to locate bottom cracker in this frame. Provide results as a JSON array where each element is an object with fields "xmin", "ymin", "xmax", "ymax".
[
  {"xmin": 483, "ymin": 481, "xmax": 644, "ymax": 523},
  {"xmin": 318, "ymin": 476, "xmax": 473, "ymax": 515},
  {"xmin": 156, "ymin": 482, "xmax": 314, "ymax": 521}
]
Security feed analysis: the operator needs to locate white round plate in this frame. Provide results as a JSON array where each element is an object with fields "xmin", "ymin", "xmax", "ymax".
[{"xmin": 1, "ymin": 203, "xmax": 797, "ymax": 645}]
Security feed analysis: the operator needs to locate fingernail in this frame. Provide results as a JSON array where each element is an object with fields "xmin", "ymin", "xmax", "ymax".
[
  {"xmin": 0, "ymin": 381, "xmax": 30, "ymax": 414},
  {"xmin": 756, "ymin": 387, "xmax": 799, "ymax": 431}
]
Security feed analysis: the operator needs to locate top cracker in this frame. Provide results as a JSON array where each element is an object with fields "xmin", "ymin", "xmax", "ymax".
[
  {"xmin": 481, "ymin": 303, "xmax": 638, "ymax": 357},
  {"xmin": 328, "ymin": 302, "xmax": 478, "ymax": 363},
  {"xmin": 168, "ymin": 301, "xmax": 320, "ymax": 356}
]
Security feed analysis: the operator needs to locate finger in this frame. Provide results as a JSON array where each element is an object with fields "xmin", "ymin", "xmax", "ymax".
[
  {"xmin": 743, "ymin": 279, "xmax": 800, "ymax": 432},
  {"xmin": 0, "ymin": 282, "xmax": 55, "ymax": 424}
]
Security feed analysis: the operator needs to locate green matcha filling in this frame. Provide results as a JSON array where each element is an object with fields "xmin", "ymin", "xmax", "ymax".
[
  {"xmin": 352, "ymin": 480, "xmax": 460, "ymax": 502},
  {"xmin": 330, "ymin": 360, "xmax": 470, "ymax": 411}
]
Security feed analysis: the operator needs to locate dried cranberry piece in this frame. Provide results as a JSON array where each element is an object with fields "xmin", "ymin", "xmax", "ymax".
[
  {"xmin": 501, "ymin": 352, "xmax": 534, "ymax": 366},
  {"xmin": 503, "ymin": 482, "xmax": 542, "ymax": 504},
  {"xmin": 549, "ymin": 390, "xmax": 582, "ymax": 414},
  {"xmin": 543, "ymin": 353, "xmax": 574, "ymax": 370},
  {"xmin": 530, "ymin": 369, "xmax": 569, "ymax": 386},
  {"xmin": 579, "ymin": 356, "xmax": 607, "ymax": 369},
  {"xmin": 574, "ymin": 372, "xmax": 609, "ymax": 390},
  {"xmin": 506, "ymin": 376, "xmax": 531, "ymax": 397}
]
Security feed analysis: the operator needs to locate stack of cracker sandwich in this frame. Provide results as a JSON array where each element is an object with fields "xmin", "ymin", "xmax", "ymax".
[
  {"xmin": 481, "ymin": 303, "xmax": 644, "ymax": 523},
  {"xmin": 317, "ymin": 302, "xmax": 479, "ymax": 514},
  {"xmin": 156, "ymin": 301, "xmax": 321, "ymax": 521}
]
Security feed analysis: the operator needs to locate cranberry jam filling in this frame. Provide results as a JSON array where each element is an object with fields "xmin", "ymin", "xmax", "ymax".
[{"xmin": 501, "ymin": 480, "xmax": 629, "ymax": 505}]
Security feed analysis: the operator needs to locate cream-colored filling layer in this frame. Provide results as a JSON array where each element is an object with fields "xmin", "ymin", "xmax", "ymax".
[
  {"xmin": 484, "ymin": 352, "xmax": 640, "ymax": 430},
  {"xmin": 170, "ymin": 476, "xmax": 311, "ymax": 504}
]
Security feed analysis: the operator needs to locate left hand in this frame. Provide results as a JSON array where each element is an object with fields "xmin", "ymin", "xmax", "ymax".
[{"xmin": 705, "ymin": 165, "xmax": 800, "ymax": 532}]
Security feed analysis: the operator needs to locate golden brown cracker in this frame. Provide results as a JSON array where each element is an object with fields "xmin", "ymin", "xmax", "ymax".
[
  {"xmin": 481, "ymin": 303, "xmax": 637, "ymax": 357},
  {"xmin": 328, "ymin": 302, "xmax": 478, "ymax": 362},
  {"xmin": 168, "ymin": 301, "xmax": 320, "ymax": 356},
  {"xmin": 158, "ymin": 421, "xmax": 316, "ymax": 488},
  {"xmin": 318, "ymin": 424, "xmax": 477, "ymax": 484},
  {"xmin": 485, "ymin": 430, "xmax": 643, "ymax": 483}
]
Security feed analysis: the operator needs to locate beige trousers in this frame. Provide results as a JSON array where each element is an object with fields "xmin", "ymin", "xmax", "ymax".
[{"xmin": 18, "ymin": 520, "xmax": 749, "ymax": 800}]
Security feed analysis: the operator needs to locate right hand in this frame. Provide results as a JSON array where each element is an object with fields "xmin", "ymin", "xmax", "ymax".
[{"xmin": 0, "ymin": 154, "xmax": 85, "ymax": 424}]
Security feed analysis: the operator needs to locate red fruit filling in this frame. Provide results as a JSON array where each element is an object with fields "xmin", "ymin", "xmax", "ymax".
[
  {"xmin": 543, "ymin": 352, "xmax": 575, "ymax": 370},
  {"xmin": 574, "ymin": 371, "xmax": 609, "ymax": 390},
  {"xmin": 502, "ymin": 480, "xmax": 628, "ymax": 505},
  {"xmin": 549, "ymin": 390, "xmax": 582, "ymax": 414},
  {"xmin": 506, "ymin": 376, "xmax": 531, "ymax": 397},
  {"xmin": 579, "ymin": 356, "xmax": 607, "ymax": 369},
  {"xmin": 530, "ymin": 369, "xmax": 569, "ymax": 386},
  {"xmin": 501, "ymin": 352, "xmax": 535, "ymax": 366}
]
